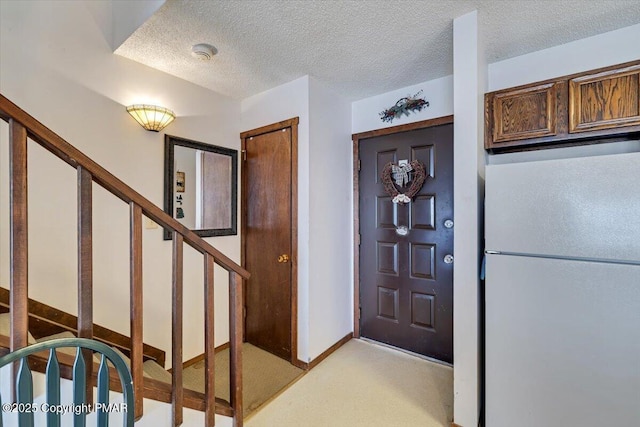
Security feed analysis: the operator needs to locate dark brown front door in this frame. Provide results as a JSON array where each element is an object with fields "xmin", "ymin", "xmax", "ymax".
[
  {"xmin": 243, "ymin": 125, "xmax": 295, "ymax": 361},
  {"xmin": 358, "ymin": 123, "xmax": 454, "ymax": 363}
]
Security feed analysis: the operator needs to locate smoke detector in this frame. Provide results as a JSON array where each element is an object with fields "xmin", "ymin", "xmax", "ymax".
[{"xmin": 191, "ymin": 43, "xmax": 217, "ymax": 61}]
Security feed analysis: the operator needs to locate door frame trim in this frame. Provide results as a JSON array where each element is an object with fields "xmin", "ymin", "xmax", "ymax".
[
  {"xmin": 352, "ymin": 115, "xmax": 454, "ymax": 337},
  {"xmin": 240, "ymin": 117, "xmax": 300, "ymax": 366}
]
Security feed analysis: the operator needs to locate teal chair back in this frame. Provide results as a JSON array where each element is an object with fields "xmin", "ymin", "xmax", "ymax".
[{"xmin": 0, "ymin": 338, "xmax": 134, "ymax": 427}]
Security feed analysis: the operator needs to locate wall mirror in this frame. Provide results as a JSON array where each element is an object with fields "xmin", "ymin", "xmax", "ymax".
[{"xmin": 164, "ymin": 135, "xmax": 237, "ymax": 240}]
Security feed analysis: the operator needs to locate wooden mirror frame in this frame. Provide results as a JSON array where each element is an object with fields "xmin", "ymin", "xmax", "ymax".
[{"xmin": 163, "ymin": 135, "xmax": 238, "ymax": 240}]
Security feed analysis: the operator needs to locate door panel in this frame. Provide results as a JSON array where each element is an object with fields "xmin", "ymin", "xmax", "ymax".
[
  {"xmin": 244, "ymin": 128, "xmax": 292, "ymax": 360},
  {"xmin": 359, "ymin": 124, "xmax": 454, "ymax": 362}
]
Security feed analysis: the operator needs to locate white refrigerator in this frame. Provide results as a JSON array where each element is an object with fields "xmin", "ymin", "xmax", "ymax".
[{"xmin": 485, "ymin": 152, "xmax": 640, "ymax": 427}]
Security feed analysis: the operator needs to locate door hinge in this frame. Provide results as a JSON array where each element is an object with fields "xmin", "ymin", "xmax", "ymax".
[
  {"xmin": 243, "ymin": 306, "xmax": 247, "ymax": 318},
  {"xmin": 357, "ymin": 232, "xmax": 361, "ymax": 246},
  {"xmin": 242, "ymin": 150, "xmax": 247, "ymax": 161},
  {"xmin": 358, "ymin": 159, "xmax": 361, "ymax": 171}
]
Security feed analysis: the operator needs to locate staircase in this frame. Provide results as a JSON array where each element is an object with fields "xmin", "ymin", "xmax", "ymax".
[{"xmin": 0, "ymin": 94, "xmax": 250, "ymax": 426}]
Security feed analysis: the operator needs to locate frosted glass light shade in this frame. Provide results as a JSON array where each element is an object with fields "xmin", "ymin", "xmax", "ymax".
[{"xmin": 126, "ymin": 104, "xmax": 176, "ymax": 132}]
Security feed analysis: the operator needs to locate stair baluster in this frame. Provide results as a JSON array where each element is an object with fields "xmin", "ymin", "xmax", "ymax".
[
  {"xmin": 129, "ymin": 203, "xmax": 144, "ymax": 420},
  {"xmin": 77, "ymin": 165, "xmax": 94, "ymax": 404},
  {"xmin": 9, "ymin": 119, "xmax": 28, "ymax": 401},
  {"xmin": 229, "ymin": 272, "xmax": 243, "ymax": 427},
  {"xmin": 172, "ymin": 232, "xmax": 184, "ymax": 426},
  {"xmin": 204, "ymin": 254, "xmax": 216, "ymax": 426}
]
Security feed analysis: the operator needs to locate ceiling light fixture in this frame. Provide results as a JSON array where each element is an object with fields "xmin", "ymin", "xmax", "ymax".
[
  {"xmin": 191, "ymin": 43, "xmax": 217, "ymax": 61},
  {"xmin": 126, "ymin": 104, "xmax": 176, "ymax": 132}
]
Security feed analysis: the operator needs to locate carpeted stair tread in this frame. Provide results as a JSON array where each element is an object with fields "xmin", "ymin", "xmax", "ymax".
[
  {"xmin": 103, "ymin": 346, "xmax": 169, "ymax": 382},
  {"xmin": 143, "ymin": 359, "xmax": 172, "ymax": 383}
]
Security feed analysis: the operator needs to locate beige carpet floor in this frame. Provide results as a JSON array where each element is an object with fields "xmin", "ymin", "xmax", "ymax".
[
  {"xmin": 246, "ymin": 339, "xmax": 453, "ymax": 427},
  {"xmin": 183, "ymin": 343, "xmax": 304, "ymax": 416}
]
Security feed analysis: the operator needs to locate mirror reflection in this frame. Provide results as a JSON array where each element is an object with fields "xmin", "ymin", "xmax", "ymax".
[{"xmin": 164, "ymin": 135, "xmax": 237, "ymax": 239}]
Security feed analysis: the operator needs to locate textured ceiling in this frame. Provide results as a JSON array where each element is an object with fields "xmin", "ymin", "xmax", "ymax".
[{"xmin": 115, "ymin": 0, "xmax": 640, "ymax": 101}]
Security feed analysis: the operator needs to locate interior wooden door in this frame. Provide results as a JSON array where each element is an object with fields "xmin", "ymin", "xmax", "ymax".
[
  {"xmin": 358, "ymin": 123, "xmax": 454, "ymax": 363},
  {"xmin": 243, "ymin": 125, "xmax": 294, "ymax": 361}
]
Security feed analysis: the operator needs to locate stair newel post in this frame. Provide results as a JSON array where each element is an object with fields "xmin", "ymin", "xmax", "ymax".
[
  {"xmin": 77, "ymin": 166, "xmax": 94, "ymax": 404},
  {"xmin": 130, "ymin": 203, "xmax": 144, "ymax": 420},
  {"xmin": 9, "ymin": 119, "xmax": 28, "ymax": 401},
  {"xmin": 204, "ymin": 254, "xmax": 216, "ymax": 426},
  {"xmin": 172, "ymin": 232, "xmax": 184, "ymax": 426},
  {"xmin": 229, "ymin": 271, "xmax": 243, "ymax": 427}
]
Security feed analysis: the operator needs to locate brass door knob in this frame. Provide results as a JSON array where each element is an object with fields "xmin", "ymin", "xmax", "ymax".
[{"xmin": 277, "ymin": 254, "xmax": 290, "ymax": 263}]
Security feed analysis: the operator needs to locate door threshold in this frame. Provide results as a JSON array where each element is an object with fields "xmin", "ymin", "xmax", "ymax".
[{"xmin": 359, "ymin": 337, "xmax": 453, "ymax": 368}]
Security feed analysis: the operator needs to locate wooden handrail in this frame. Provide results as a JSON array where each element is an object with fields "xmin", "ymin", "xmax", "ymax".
[
  {"xmin": 1, "ymin": 93, "xmax": 249, "ymax": 426},
  {"xmin": 0, "ymin": 94, "xmax": 249, "ymax": 279}
]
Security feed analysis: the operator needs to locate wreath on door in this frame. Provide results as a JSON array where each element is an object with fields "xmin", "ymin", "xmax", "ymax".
[{"xmin": 381, "ymin": 160, "xmax": 427, "ymax": 204}]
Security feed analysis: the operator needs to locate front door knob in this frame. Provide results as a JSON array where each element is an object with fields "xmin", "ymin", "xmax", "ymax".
[{"xmin": 278, "ymin": 254, "xmax": 290, "ymax": 263}]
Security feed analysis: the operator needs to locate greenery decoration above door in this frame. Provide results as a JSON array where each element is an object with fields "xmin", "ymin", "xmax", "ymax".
[{"xmin": 379, "ymin": 90, "xmax": 429, "ymax": 123}]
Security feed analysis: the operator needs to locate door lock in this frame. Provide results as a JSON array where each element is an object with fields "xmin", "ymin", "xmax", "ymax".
[
  {"xmin": 278, "ymin": 254, "xmax": 290, "ymax": 263},
  {"xmin": 444, "ymin": 254, "xmax": 454, "ymax": 264}
]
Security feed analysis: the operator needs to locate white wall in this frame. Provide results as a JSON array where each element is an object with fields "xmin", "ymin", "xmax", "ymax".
[
  {"xmin": 240, "ymin": 76, "xmax": 312, "ymax": 362},
  {"xmin": 488, "ymin": 23, "xmax": 640, "ymax": 92},
  {"xmin": 0, "ymin": 0, "xmax": 241, "ymax": 366},
  {"xmin": 351, "ymin": 75, "xmax": 453, "ymax": 134},
  {"xmin": 452, "ymin": 10, "xmax": 486, "ymax": 427},
  {"xmin": 111, "ymin": 0, "xmax": 166, "ymax": 51},
  {"xmin": 307, "ymin": 77, "xmax": 352, "ymax": 360},
  {"xmin": 487, "ymin": 22, "xmax": 640, "ymax": 165}
]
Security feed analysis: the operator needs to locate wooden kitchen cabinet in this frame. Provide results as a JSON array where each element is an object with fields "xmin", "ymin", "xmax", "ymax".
[
  {"xmin": 569, "ymin": 63, "xmax": 640, "ymax": 133},
  {"xmin": 489, "ymin": 82, "xmax": 562, "ymax": 143},
  {"xmin": 485, "ymin": 60, "xmax": 640, "ymax": 153}
]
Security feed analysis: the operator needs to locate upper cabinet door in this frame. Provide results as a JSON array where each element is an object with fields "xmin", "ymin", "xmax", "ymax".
[
  {"xmin": 569, "ymin": 63, "xmax": 640, "ymax": 133},
  {"xmin": 485, "ymin": 80, "xmax": 568, "ymax": 152},
  {"xmin": 492, "ymin": 82, "xmax": 559, "ymax": 143}
]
